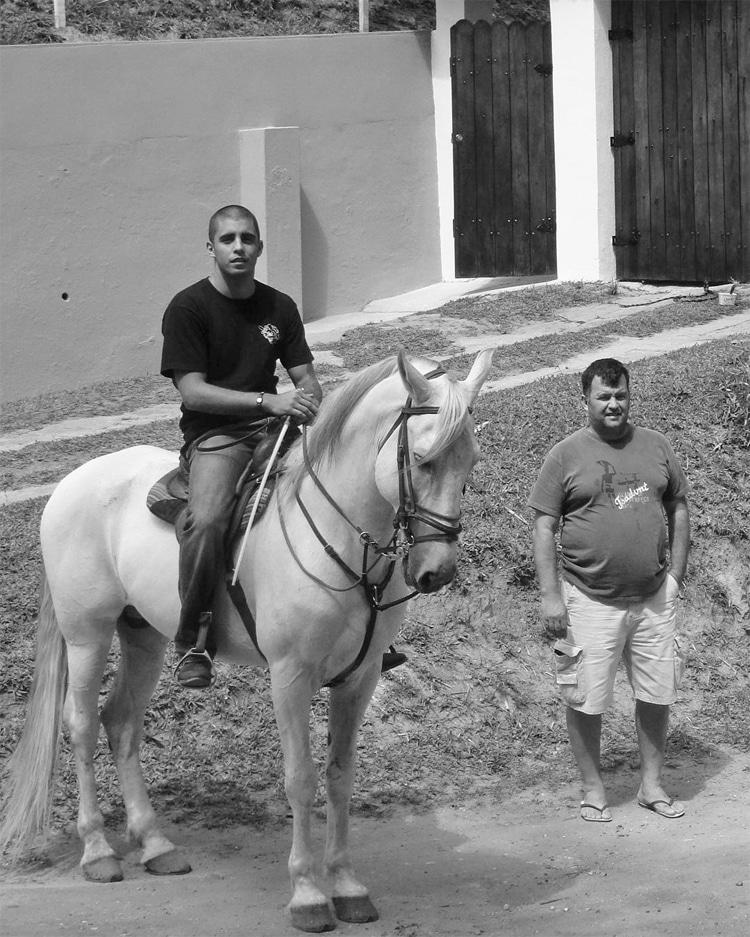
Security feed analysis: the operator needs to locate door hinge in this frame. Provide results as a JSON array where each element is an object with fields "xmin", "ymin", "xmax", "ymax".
[
  {"xmin": 535, "ymin": 218, "xmax": 556, "ymax": 234},
  {"xmin": 534, "ymin": 63, "xmax": 552, "ymax": 76},
  {"xmin": 608, "ymin": 28, "xmax": 633, "ymax": 41},
  {"xmin": 612, "ymin": 230, "xmax": 640, "ymax": 247},
  {"xmin": 610, "ymin": 132, "xmax": 635, "ymax": 148}
]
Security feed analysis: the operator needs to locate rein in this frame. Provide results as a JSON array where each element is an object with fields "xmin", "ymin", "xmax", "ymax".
[
  {"xmin": 273, "ymin": 367, "xmax": 464, "ymax": 687},
  {"xmin": 194, "ymin": 420, "xmax": 270, "ymax": 452}
]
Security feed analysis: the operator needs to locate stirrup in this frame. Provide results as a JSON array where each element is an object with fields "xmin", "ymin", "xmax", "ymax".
[{"xmin": 174, "ymin": 647, "xmax": 215, "ymax": 689}]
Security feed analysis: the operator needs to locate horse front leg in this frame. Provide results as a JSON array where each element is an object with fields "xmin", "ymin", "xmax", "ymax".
[
  {"xmin": 101, "ymin": 619, "xmax": 191, "ymax": 876},
  {"xmin": 271, "ymin": 669, "xmax": 336, "ymax": 934},
  {"xmin": 64, "ymin": 637, "xmax": 123, "ymax": 883},
  {"xmin": 325, "ymin": 665, "xmax": 381, "ymax": 925}
]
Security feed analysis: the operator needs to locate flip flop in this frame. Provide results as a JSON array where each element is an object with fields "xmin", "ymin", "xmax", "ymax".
[
  {"xmin": 637, "ymin": 797, "xmax": 685, "ymax": 819},
  {"xmin": 580, "ymin": 801, "xmax": 612, "ymax": 823}
]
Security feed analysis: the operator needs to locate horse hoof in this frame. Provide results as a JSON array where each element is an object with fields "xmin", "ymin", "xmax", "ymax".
[
  {"xmin": 332, "ymin": 895, "xmax": 379, "ymax": 923},
  {"xmin": 82, "ymin": 857, "xmax": 124, "ymax": 883},
  {"xmin": 144, "ymin": 850, "xmax": 192, "ymax": 876},
  {"xmin": 290, "ymin": 902, "xmax": 336, "ymax": 933}
]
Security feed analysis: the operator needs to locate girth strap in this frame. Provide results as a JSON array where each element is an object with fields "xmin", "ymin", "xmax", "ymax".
[
  {"xmin": 226, "ymin": 579, "xmax": 267, "ymax": 664},
  {"xmin": 324, "ymin": 603, "xmax": 379, "ymax": 688}
]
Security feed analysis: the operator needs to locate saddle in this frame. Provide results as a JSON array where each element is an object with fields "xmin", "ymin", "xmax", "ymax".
[
  {"xmin": 147, "ymin": 464, "xmax": 276, "ymax": 543},
  {"xmin": 146, "ymin": 420, "xmax": 292, "ymax": 544}
]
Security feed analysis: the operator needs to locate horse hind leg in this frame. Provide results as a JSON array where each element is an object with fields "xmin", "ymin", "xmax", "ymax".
[
  {"xmin": 62, "ymin": 618, "xmax": 124, "ymax": 883},
  {"xmin": 100, "ymin": 616, "xmax": 191, "ymax": 877}
]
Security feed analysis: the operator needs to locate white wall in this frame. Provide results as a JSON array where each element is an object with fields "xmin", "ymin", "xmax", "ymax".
[
  {"xmin": 0, "ymin": 32, "xmax": 442, "ymax": 402},
  {"xmin": 549, "ymin": 0, "xmax": 617, "ymax": 281}
]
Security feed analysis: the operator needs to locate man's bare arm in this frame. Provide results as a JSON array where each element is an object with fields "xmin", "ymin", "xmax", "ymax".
[
  {"xmin": 174, "ymin": 369, "xmax": 319, "ymax": 424},
  {"xmin": 664, "ymin": 495, "xmax": 690, "ymax": 585},
  {"xmin": 531, "ymin": 509, "xmax": 568, "ymax": 638}
]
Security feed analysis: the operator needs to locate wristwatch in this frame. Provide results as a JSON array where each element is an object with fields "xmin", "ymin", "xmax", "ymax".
[{"xmin": 256, "ymin": 392, "xmax": 265, "ymax": 410}]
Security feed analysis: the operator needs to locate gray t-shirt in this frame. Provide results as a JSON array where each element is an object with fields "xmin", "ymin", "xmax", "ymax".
[{"xmin": 527, "ymin": 424, "xmax": 688, "ymax": 601}]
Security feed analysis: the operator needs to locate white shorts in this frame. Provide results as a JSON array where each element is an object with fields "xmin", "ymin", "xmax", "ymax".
[{"xmin": 553, "ymin": 574, "xmax": 686, "ymax": 714}]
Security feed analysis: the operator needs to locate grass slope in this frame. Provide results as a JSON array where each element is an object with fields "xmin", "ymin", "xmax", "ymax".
[{"xmin": 1, "ymin": 338, "xmax": 748, "ymax": 842}]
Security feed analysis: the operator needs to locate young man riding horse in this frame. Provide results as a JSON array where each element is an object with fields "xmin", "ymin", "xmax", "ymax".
[{"xmin": 161, "ymin": 206, "xmax": 406, "ymax": 688}]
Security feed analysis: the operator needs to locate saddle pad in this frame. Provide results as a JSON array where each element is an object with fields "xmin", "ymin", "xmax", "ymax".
[
  {"xmin": 146, "ymin": 467, "xmax": 187, "ymax": 524},
  {"xmin": 146, "ymin": 467, "xmax": 275, "ymax": 535}
]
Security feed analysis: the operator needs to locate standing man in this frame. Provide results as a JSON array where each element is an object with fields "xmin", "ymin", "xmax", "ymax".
[
  {"xmin": 161, "ymin": 205, "xmax": 322, "ymax": 689},
  {"xmin": 528, "ymin": 358, "xmax": 690, "ymax": 822}
]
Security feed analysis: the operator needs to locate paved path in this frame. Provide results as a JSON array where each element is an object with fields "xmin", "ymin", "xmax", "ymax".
[{"xmin": 2, "ymin": 304, "xmax": 748, "ymax": 506}]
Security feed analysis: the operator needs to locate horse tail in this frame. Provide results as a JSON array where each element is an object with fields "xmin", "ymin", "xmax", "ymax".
[{"xmin": 0, "ymin": 573, "xmax": 67, "ymax": 859}]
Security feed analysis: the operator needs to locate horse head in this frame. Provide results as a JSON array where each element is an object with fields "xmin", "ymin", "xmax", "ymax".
[{"xmin": 374, "ymin": 348, "xmax": 493, "ymax": 593}]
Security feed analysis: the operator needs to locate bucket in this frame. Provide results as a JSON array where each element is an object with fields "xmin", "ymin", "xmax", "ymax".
[{"xmin": 718, "ymin": 292, "xmax": 736, "ymax": 306}]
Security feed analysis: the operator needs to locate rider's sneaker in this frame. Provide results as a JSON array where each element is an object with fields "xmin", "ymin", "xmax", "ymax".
[
  {"xmin": 381, "ymin": 646, "xmax": 407, "ymax": 673},
  {"xmin": 174, "ymin": 648, "xmax": 215, "ymax": 689}
]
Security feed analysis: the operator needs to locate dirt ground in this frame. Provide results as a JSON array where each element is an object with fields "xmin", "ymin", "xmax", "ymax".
[
  {"xmin": 1, "ymin": 748, "xmax": 747, "ymax": 937},
  {"xmin": 2, "ymin": 286, "xmax": 749, "ymax": 936}
]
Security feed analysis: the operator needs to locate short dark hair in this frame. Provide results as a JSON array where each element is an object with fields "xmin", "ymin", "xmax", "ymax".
[
  {"xmin": 208, "ymin": 205, "xmax": 261, "ymax": 243},
  {"xmin": 581, "ymin": 358, "xmax": 630, "ymax": 397}
]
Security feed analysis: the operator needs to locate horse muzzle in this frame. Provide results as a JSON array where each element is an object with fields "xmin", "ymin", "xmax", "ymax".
[{"xmin": 403, "ymin": 550, "xmax": 457, "ymax": 593}]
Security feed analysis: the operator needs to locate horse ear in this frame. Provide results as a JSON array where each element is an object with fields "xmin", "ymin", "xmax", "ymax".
[
  {"xmin": 460, "ymin": 349, "xmax": 494, "ymax": 407},
  {"xmin": 397, "ymin": 348, "xmax": 432, "ymax": 405}
]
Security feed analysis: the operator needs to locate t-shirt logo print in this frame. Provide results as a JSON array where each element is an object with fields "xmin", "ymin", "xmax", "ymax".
[
  {"xmin": 596, "ymin": 460, "xmax": 650, "ymax": 510},
  {"xmin": 258, "ymin": 323, "xmax": 280, "ymax": 345}
]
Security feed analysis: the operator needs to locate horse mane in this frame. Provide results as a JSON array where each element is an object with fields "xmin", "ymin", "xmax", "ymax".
[{"xmin": 277, "ymin": 354, "xmax": 472, "ymax": 499}]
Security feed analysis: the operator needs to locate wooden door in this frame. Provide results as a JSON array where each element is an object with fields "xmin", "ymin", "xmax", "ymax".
[
  {"xmin": 611, "ymin": 0, "xmax": 750, "ymax": 282},
  {"xmin": 451, "ymin": 19, "xmax": 556, "ymax": 278}
]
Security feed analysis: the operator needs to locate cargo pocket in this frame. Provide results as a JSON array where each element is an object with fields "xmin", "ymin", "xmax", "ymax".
[
  {"xmin": 553, "ymin": 639, "xmax": 585, "ymax": 706},
  {"xmin": 674, "ymin": 635, "xmax": 687, "ymax": 689}
]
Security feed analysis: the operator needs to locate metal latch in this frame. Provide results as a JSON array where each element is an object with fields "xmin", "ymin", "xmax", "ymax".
[
  {"xmin": 612, "ymin": 230, "xmax": 640, "ymax": 247},
  {"xmin": 610, "ymin": 132, "xmax": 635, "ymax": 148}
]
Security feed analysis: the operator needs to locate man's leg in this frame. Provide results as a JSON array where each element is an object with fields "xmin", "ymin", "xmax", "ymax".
[
  {"xmin": 635, "ymin": 700, "xmax": 684, "ymax": 816},
  {"xmin": 566, "ymin": 707, "xmax": 612, "ymax": 821},
  {"xmin": 628, "ymin": 578, "xmax": 684, "ymax": 817},
  {"xmin": 175, "ymin": 438, "xmax": 249, "ymax": 686}
]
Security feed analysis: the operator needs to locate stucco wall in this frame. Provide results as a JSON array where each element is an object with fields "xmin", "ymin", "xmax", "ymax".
[
  {"xmin": 0, "ymin": 32, "xmax": 441, "ymax": 402},
  {"xmin": 550, "ymin": 0, "xmax": 616, "ymax": 282}
]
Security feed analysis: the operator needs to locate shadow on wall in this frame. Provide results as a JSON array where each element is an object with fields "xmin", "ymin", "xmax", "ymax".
[{"xmin": 300, "ymin": 189, "xmax": 328, "ymax": 321}]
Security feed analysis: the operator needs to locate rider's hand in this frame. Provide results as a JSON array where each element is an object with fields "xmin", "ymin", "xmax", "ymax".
[{"xmin": 264, "ymin": 389, "xmax": 319, "ymax": 425}]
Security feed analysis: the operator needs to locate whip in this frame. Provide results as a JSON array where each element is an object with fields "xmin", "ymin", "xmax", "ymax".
[{"xmin": 231, "ymin": 416, "xmax": 292, "ymax": 586}]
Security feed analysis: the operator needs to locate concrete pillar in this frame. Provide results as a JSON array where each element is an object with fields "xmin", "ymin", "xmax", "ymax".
[
  {"xmin": 550, "ymin": 0, "xmax": 617, "ymax": 282},
  {"xmin": 239, "ymin": 127, "xmax": 304, "ymax": 314},
  {"xmin": 433, "ymin": 1, "xmax": 493, "ymax": 280}
]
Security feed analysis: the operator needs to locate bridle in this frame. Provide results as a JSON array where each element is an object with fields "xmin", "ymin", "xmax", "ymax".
[
  {"xmin": 286, "ymin": 367, "xmax": 462, "ymax": 574},
  {"xmin": 270, "ymin": 367, "xmax": 467, "ymax": 685},
  {"xmin": 385, "ymin": 395, "xmax": 464, "ymax": 554}
]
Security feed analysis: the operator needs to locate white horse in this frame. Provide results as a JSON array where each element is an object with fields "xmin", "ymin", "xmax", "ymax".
[{"xmin": 0, "ymin": 349, "xmax": 492, "ymax": 933}]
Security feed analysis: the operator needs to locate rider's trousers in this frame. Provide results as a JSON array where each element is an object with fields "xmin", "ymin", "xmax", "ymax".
[{"xmin": 174, "ymin": 434, "xmax": 255, "ymax": 654}]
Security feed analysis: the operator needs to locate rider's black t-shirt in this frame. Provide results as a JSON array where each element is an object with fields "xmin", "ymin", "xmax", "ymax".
[{"xmin": 160, "ymin": 278, "xmax": 313, "ymax": 445}]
